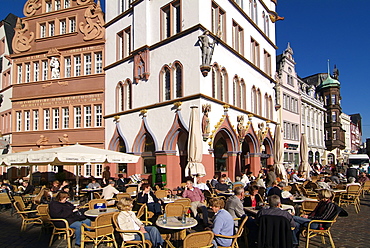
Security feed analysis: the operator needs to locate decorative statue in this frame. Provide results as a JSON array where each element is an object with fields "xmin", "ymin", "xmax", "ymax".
[
  {"xmin": 202, "ymin": 104, "xmax": 211, "ymax": 141},
  {"xmin": 198, "ymin": 30, "xmax": 216, "ymax": 66},
  {"xmin": 50, "ymin": 57, "xmax": 60, "ymax": 79},
  {"xmin": 237, "ymin": 115, "xmax": 246, "ymax": 143}
]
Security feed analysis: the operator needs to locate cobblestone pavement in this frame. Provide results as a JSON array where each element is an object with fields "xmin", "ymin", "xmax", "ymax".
[{"xmin": 1, "ymin": 194, "xmax": 370, "ymax": 248}]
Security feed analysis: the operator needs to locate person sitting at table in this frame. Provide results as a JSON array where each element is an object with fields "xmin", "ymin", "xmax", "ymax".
[
  {"xmin": 208, "ymin": 197, "xmax": 234, "ymax": 247},
  {"xmin": 22, "ymin": 181, "xmax": 35, "ymax": 195},
  {"xmin": 256, "ymin": 195, "xmax": 297, "ymax": 246},
  {"xmin": 293, "ymin": 189, "xmax": 338, "ymax": 246},
  {"xmin": 182, "ymin": 180, "xmax": 209, "ymax": 227},
  {"xmin": 117, "ymin": 197, "xmax": 164, "ymax": 248},
  {"xmin": 225, "ymin": 186, "xmax": 246, "ymax": 228},
  {"xmin": 49, "ymin": 192, "xmax": 91, "ymax": 247},
  {"xmin": 215, "ymin": 179, "xmax": 229, "ymax": 192},
  {"xmin": 102, "ymin": 181, "xmax": 119, "ymax": 205},
  {"xmin": 116, "ymin": 174, "xmax": 128, "ymax": 192},
  {"xmin": 358, "ymin": 172, "xmax": 369, "ymax": 184},
  {"xmin": 292, "ymin": 171, "xmax": 306, "ymax": 183},
  {"xmin": 346, "ymin": 177, "xmax": 361, "ymax": 187},
  {"xmin": 244, "ymin": 185, "xmax": 263, "ymax": 208},
  {"xmin": 210, "ymin": 175, "xmax": 219, "ymax": 188},
  {"xmin": 137, "ymin": 183, "xmax": 162, "ymax": 215},
  {"xmin": 50, "ymin": 180, "xmax": 60, "ymax": 193},
  {"xmin": 33, "ymin": 187, "xmax": 51, "ymax": 205},
  {"xmin": 267, "ymin": 182, "xmax": 293, "ymax": 205},
  {"xmin": 194, "ymin": 175, "xmax": 209, "ymax": 191},
  {"xmin": 317, "ymin": 177, "xmax": 331, "ymax": 190},
  {"xmin": 87, "ymin": 179, "xmax": 101, "ymax": 189},
  {"xmin": 60, "ymin": 181, "xmax": 74, "ymax": 196},
  {"xmin": 266, "ymin": 165, "xmax": 277, "ymax": 189},
  {"xmin": 221, "ymin": 174, "xmax": 232, "ymax": 184}
]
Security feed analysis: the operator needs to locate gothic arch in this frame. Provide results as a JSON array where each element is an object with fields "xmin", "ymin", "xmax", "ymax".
[
  {"xmin": 159, "ymin": 65, "xmax": 171, "ymax": 102},
  {"xmin": 211, "ymin": 115, "xmax": 239, "ymax": 152},
  {"xmin": 162, "ymin": 111, "xmax": 189, "ymax": 151},
  {"xmin": 132, "ymin": 118, "xmax": 158, "ymax": 153},
  {"xmin": 108, "ymin": 122, "xmax": 130, "ymax": 152}
]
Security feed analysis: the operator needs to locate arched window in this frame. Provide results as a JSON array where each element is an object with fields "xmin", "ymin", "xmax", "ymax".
[
  {"xmin": 256, "ymin": 88, "xmax": 262, "ymax": 115},
  {"xmin": 174, "ymin": 62, "xmax": 183, "ymax": 98},
  {"xmin": 241, "ymin": 79, "xmax": 246, "ymax": 109},
  {"xmin": 253, "ymin": 0, "xmax": 257, "ymax": 24},
  {"xmin": 233, "ymin": 76, "xmax": 240, "ymax": 107},
  {"xmin": 116, "ymin": 82, "xmax": 124, "ymax": 112},
  {"xmin": 262, "ymin": 11, "xmax": 266, "ymax": 34},
  {"xmin": 160, "ymin": 65, "xmax": 171, "ymax": 102},
  {"xmin": 251, "ymin": 86, "xmax": 256, "ymax": 113},
  {"xmin": 143, "ymin": 135, "xmax": 156, "ymax": 174},
  {"xmin": 265, "ymin": 15, "xmax": 270, "ymax": 37},
  {"xmin": 264, "ymin": 93, "xmax": 269, "ymax": 118},
  {"xmin": 327, "ymin": 153, "xmax": 335, "ymax": 165},
  {"xmin": 212, "ymin": 64, "xmax": 219, "ymax": 99},
  {"xmin": 220, "ymin": 68, "xmax": 228, "ymax": 102},
  {"xmin": 268, "ymin": 96, "xmax": 273, "ymax": 120}
]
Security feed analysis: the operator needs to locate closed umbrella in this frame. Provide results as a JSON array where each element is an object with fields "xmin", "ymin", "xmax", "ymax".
[
  {"xmin": 185, "ymin": 106, "xmax": 206, "ymax": 179},
  {"xmin": 299, "ymin": 133, "xmax": 310, "ymax": 179},
  {"xmin": 273, "ymin": 124, "xmax": 287, "ymax": 182}
]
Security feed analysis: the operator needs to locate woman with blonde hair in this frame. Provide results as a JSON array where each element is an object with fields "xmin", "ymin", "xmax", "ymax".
[{"xmin": 117, "ymin": 197, "xmax": 164, "ymax": 248}]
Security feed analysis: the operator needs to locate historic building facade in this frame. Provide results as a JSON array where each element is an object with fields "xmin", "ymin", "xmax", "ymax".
[
  {"xmin": 350, "ymin": 113, "xmax": 362, "ymax": 153},
  {"xmin": 5, "ymin": 0, "xmax": 105, "ymax": 181},
  {"xmin": 104, "ymin": 0, "xmax": 281, "ymax": 188},
  {"xmin": 340, "ymin": 112, "xmax": 351, "ymax": 161},
  {"xmin": 276, "ymin": 43, "xmax": 301, "ymax": 168}
]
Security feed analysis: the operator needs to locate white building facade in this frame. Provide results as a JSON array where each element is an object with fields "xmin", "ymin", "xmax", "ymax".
[
  {"xmin": 340, "ymin": 113, "xmax": 351, "ymax": 162},
  {"xmin": 104, "ymin": 0, "xmax": 281, "ymax": 188}
]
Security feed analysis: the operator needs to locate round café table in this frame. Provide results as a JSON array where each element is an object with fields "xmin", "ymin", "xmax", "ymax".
[{"xmin": 84, "ymin": 208, "xmax": 118, "ymax": 218}]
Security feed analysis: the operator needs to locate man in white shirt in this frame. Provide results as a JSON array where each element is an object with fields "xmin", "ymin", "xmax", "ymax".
[
  {"xmin": 194, "ymin": 175, "xmax": 209, "ymax": 191},
  {"xmin": 102, "ymin": 181, "xmax": 119, "ymax": 205}
]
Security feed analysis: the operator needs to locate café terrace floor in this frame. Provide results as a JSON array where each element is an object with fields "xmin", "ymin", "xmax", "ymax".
[{"xmin": 1, "ymin": 194, "xmax": 369, "ymax": 248}]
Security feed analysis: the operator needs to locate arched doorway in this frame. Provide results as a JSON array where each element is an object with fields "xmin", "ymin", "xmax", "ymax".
[
  {"xmin": 142, "ymin": 135, "xmax": 156, "ymax": 174},
  {"xmin": 117, "ymin": 137, "xmax": 127, "ymax": 174},
  {"xmin": 214, "ymin": 136, "xmax": 228, "ymax": 173},
  {"xmin": 177, "ymin": 132, "xmax": 188, "ymax": 182},
  {"xmin": 261, "ymin": 138, "xmax": 273, "ymax": 168},
  {"xmin": 241, "ymin": 140, "xmax": 250, "ymax": 173}
]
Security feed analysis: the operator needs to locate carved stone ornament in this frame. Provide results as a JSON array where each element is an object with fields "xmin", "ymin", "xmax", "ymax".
[
  {"xmin": 202, "ymin": 104, "xmax": 211, "ymax": 141},
  {"xmin": 76, "ymin": 0, "xmax": 93, "ymax": 5},
  {"xmin": 23, "ymin": 0, "xmax": 41, "ymax": 17},
  {"xmin": 79, "ymin": 0, "xmax": 105, "ymax": 41},
  {"xmin": 12, "ymin": 18, "xmax": 34, "ymax": 54},
  {"xmin": 133, "ymin": 49, "xmax": 150, "ymax": 83},
  {"xmin": 237, "ymin": 115, "xmax": 246, "ymax": 143}
]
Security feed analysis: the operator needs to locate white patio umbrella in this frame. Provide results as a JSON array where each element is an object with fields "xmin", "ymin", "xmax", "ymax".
[
  {"xmin": 298, "ymin": 133, "xmax": 311, "ymax": 179},
  {"xmin": 1, "ymin": 144, "xmax": 140, "ymax": 190},
  {"xmin": 273, "ymin": 124, "xmax": 287, "ymax": 182},
  {"xmin": 185, "ymin": 106, "xmax": 206, "ymax": 180}
]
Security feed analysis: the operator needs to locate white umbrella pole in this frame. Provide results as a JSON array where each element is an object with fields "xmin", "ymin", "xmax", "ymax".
[{"xmin": 76, "ymin": 164, "xmax": 80, "ymax": 196}]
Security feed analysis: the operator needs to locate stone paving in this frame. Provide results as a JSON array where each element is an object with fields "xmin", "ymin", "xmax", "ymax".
[{"xmin": 1, "ymin": 194, "xmax": 370, "ymax": 248}]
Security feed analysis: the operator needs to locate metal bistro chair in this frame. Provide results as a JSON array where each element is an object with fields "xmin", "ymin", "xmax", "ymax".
[
  {"xmin": 112, "ymin": 212, "xmax": 152, "ymax": 248},
  {"xmin": 81, "ymin": 212, "xmax": 118, "ymax": 248},
  {"xmin": 183, "ymin": 230, "xmax": 214, "ymax": 248},
  {"xmin": 301, "ymin": 200, "xmax": 319, "ymax": 216},
  {"xmin": 174, "ymin": 198, "xmax": 191, "ymax": 216},
  {"xmin": 49, "ymin": 217, "xmax": 75, "ymax": 248}
]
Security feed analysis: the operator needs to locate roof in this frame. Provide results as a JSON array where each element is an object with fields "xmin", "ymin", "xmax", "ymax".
[{"xmin": 318, "ymin": 73, "xmax": 340, "ymax": 90}]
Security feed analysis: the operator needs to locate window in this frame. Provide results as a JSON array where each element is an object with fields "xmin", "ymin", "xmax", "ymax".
[
  {"xmin": 74, "ymin": 55, "xmax": 81, "ymax": 76},
  {"xmin": 62, "ymin": 107, "xmax": 69, "ymax": 129},
  {"xmin": 265, "ymin": 14, "xmax": 270, "ymax": 37},
  {"xmin": 53, "ymin": 108, "xmax": 59, "ymax": 129},
  {"xmin": 95, "ymin": 105, "xmax": 102, "ymax": 127},
  {"xmin": 174, "ymin": 63, "xmax": 182, "ymax": 98},
  {"xmin": 69, "ymin": 17, "xmax": 76, "ymax": 33},
  {"xmin": 331, "ymin": 94, "xmax": 336, "ymax": 105},
  {"xmin": 65, "ymin": 57, "xmax": 71, "ymax": 77},
  {"xmin": 25, "ymin": 63, "xmax": 30, "ymax": 83},
  {"xmin": 117, "ymin": 81, "xmax": 132, "ymax": 111},
  {"xmin": 164, "ymin": 67, "xmax": 171, "ymax": 101},
  {"xmin": 46, "ymin": 1, "xmax": 52, "ymax": 12},
  {"xmin": 49, "ymin": 22, "xmax": 55, "ymax": 36},
  {"xmin": 332, "ymin": 111, "xmax": 337, "ymax": 122},
  {"xmin": 211, "ymin": 2, "xmax": 226, "ymax": 40},
  {"xmin": 232, "ymin": 21, "xmax": 244, "ymax": 54},
  {"xmin": 55, "ymin": 0, "xmax": 61, "ymax": 10},
  {"xmin": 84, "ymin": 54, "xmax": 92, "ymax": 75},
  {"xmin": 17, "ymin": 65, "xmax": 22, "ymax": 83},
  {"xmin": 161, "ymin": 0, "xmax": 181, "ymax": 40},
  {"xmin": 85, "ymin": 163, "xmax": 92, "ymax": 177},
  {"xmin": 60, "ymin": 19, "xmax": 66, "ymax": 34},
  {"xmin": 42, "ymin": 60, "xmax": 48, "ymax": 80},
  {"xmin": 40, "ymin": 23, "xmax": 46, "ymax": 38},
  {"xmin": 24, "ymin": 111, "xmax": 30, "ymax": 131},
  {"xmin": 84, "ymin": 106, "xmax": 92, "ymax": 127},
  {"xmin": 44, "ymin": 109, "xmax": 50, "ymax": 130},
  {"xmin": 251, "ymin": 38, "xmax": 260, "ymax": 67},
  {"xmin": 34, "ymin": 62, "xmax": 39, "ymax": 81},
  {"xmin": 120, "ymin": 0, "xmax": 132, "ymax": 12},
  {"xmin": 287, "ymin": 75, "xmax": 293, "ymax": 86},
  {"xmin": 33, "ymin": 110, "xmax": 39, "ymax": 131},
  {"xmin": 95, "ymin": 164, "xmax": 103, "ymax": 177},
  {"xmin": 256, "ymin": 89, "xmax": 261, "ymax": 115},
  {"xmin": 264, "ymin": 50, "xmax": 271, "ymax": 76},
  {"xmin": 117, "ymin": 27, "xmax": 131, "ymax": 60},
  {"xmin": 249, "ymin": 0, "xmax": 257, "ymax": 22},
  {"xmin": 64, "ymin": 0, "xmax": 70, "ymax": 8},
  {"xmin": 95, "ymin": 53, "xmax": 102, "ymax": 73},
  {"xmin": 251, "ymin": 87, "xmax": 256, "ymax": 113},
  {"xmin": 74, "ymin": 106, "xmax": 81, "ymax": 128}
]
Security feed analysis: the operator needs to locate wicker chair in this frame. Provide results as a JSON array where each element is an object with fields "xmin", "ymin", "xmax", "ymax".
[
  {"xmin": 89, "ymin": 199, "xmax": 109, "ymax": 210},
  {"xmin": 0, "ymin": 192, "xmax": 14, "ymax": 214},
  {"xmin": 116, "ymin": 193, "xmax": 131, "ymax": 201},
  {"xmin": 340, "ymin": 185, "xmax": 362, "ymax": 213},
  {"xmin": 361, "ymin": 180, "xmax": 370, "ymax": 197},
  {"xmin": 93, "ymin": 192, "xmax": 102, "ymax": 199},
  {"xmin": 37, "ymin": 204, "xmax": 52, "ymax": 229},
  {"xmin": 174, "ymin": 198, "xmax": 191, "ymax": 216},
  {"xmin": 183, "ymin": 230, "xmax": 214, "ymax": 248},
  {"xmin": 126, "ymin": 187, "xmax": 138, "ymax": 194},
  {"xmin": 301, "ymin": 200, "xmax": 318, "ymax": 215},
  {"xmin": 81, "ymin": 212, "xmax": 118, "ymax": 248},
  {"xmin": 232, "ymin": 183, "xmax": 244, "ymax": 190},
  {"xmin": 13, "ymin": 195, "xmax": 31, "ymax": 211},
  {"xmin": 155, "ymin": 190, "xmax": 167, "ymax": 199},
  {"xmin": 112, "ymin": 212, "xmax": 152, "ymax": 248},
  {"xmin": 13, "ymin": 201, "xmax": 42, "ymax": 232},
  {"xmin": 136, "ymin": 203, "xmax": 153, "ymax": 225},
  {"xmin": 165, "ymin": 203, "xmax": 185, "ymax": 217},
  {"xmin": 49, "ymin": 217, "xmax": 75, "ymax": 248},
  {"xmin": 214, "ymin": 216, "xmax": 248, "ymax": 248}
]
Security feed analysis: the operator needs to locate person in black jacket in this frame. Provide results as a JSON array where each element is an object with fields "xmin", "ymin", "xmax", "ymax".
[
  {"xmin": 22, "ymin": 181, "xmax": 35, "ymax": 195},
  {"xmin": 346, "ymin": 164, "xmax": 358, "ymax": 180},
  {"xmin": 116, "ymin": 174, "xmax": 128, "ymax": 192},
  {"xmin": 49, "ymin": 192, "xmax": 91, "ymax": 246},
  {"xmin": 137, "ymin": 183, "xmax": 162, "ymax": 215},
  {"xmin": 267, "ymin": 182, "xmax": 293, "ymax": 205}
]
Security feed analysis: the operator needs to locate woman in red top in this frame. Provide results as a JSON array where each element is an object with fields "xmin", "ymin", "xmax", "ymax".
[{"xmin": 244, "ymin": 185, "xmax": 263, "ymax": 207}]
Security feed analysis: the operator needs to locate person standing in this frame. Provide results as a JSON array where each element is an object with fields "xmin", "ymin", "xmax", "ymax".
[
  {"xmin": 182, "ymin": 180, "xmax": 209, "ymax": 227},
  {"xmin": 266, "ymin": 165, "xmax": 277, "ymax": 188},
  {"xmin": 102, "ymin": 166, "xmax": 111, "ymax": 186}
]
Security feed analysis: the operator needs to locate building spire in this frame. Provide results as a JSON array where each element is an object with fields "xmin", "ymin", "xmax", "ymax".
[{"xmin": 327, "ymin": 59, "xmax": 330, "ymax": 76}]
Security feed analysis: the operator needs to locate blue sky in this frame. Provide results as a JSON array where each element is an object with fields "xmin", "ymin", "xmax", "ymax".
[{"xmin": 1, "ymin": 0, "xmax": 369, "ymax": 142}]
